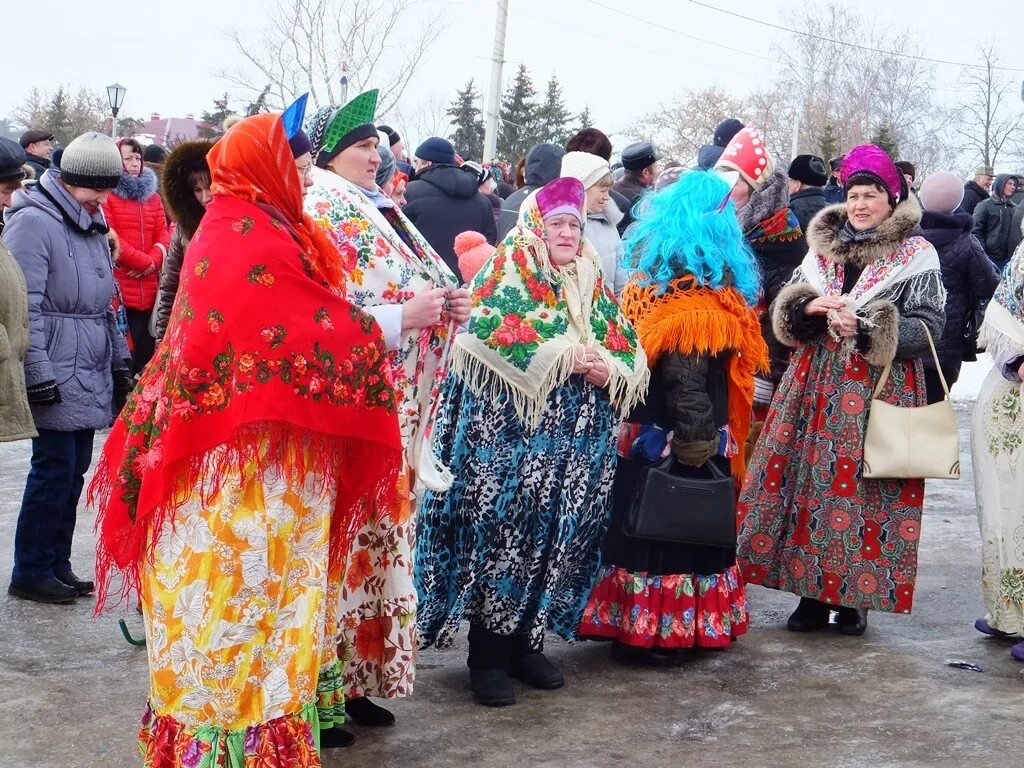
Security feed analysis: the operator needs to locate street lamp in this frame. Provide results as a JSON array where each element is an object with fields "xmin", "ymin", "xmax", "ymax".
[{"xmin": 107, "ymin": 83, "xmax": 127, "ymax": 139}]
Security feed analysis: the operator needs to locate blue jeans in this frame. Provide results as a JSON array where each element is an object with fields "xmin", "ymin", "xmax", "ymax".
[{"xmin": 11, "ymin": 429, "xmax": 95, "ymax": 585}]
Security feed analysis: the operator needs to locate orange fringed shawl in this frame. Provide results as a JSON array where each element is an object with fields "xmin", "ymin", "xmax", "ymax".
[{"xmin": 621, "ymin": 275, "xmax": 769, "ymax": 479}]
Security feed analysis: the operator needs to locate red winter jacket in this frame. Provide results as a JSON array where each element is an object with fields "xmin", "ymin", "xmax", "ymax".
[{"xmin": 102, "ymin": 167, "xmax": 170, "ymax": 310}]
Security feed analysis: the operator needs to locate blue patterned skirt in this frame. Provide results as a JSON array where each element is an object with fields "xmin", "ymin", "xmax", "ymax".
[{"xmin": 415, "ymin": 374, "xmax": 617, "ymax": 648}]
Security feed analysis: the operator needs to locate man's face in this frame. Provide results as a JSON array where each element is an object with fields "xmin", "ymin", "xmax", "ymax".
[
  {"xmin": 978, "ymin": 173, "xmax": 994, "ymax": 191},
  {"xmin": 28, "ymin": 139, "xmax": 53, "ymax": 159},
  {"xmin": 391, "ymin": 140, "xmax": 405, "ymax": 161},
  {"xmin": 640, "ymin": 163, "xmax": 657, "ymax": 187},
  {"xmin": 413, "ymin": 157, "xmax": 432, "ymax": 172},
  {"xmin": 788, "ymin": 178, "xmax": 802, "ymax": 196},
  {"xmin": 0, "ymin": 181, "xmax": 21, "ymax": 209},
  {"xmin": 1003, "ymin": 177, "xmax": 1018, "ymax": 198}
]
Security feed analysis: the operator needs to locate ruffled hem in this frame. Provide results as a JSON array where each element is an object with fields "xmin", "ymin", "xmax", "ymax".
[
  {"xmin": 315, "ymin": 660, "xmax": 345, "ymax": 729},
  {"xmin": 139, "ymin": 701, "xmax": 321, "ymax": 767},
  {"xmin": 580, "ymin": 564, "xmax": 748, "ymax": 648}
]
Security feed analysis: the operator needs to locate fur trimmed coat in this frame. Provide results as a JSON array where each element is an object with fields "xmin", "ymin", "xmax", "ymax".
[
  {"xmin": 102, "ymin": 167, "xmax": 170, "ymax": 310},
  {"xmin": 772, "ymin": 198, "xmax": 945, "ymax": 369}
]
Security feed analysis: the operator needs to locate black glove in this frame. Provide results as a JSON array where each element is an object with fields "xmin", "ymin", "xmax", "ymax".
[
  {"xmin": 113, "ymin": 368, "xmax": 133, "ymax": 408},
  {"xmin": 26, "ymin": 380, "xmax": 61, "ymax": 406}
]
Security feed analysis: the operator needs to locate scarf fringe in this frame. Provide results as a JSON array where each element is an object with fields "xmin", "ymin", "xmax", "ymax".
[
  {"xmin": 90, "ymin": 423, "xmax": 399, "ymax": 615},
  {"xmin": 449, "ymin": 342, "xmax": 580, "ymax": 428}
]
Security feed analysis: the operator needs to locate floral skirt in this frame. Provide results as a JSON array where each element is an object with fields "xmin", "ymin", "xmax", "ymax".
[
  {"xmin": 737, "ymin": 341, "xmax": 925, "ymax": 613},
  {"xmin": 971, "ymin": 368, "xmax": 1024, "ymax": 635},
  {"xmin": 138, "ymin": 444, "xmax": 342, "ymax": 767},
  {"xmin": 580, "ymin": 453, "xmax": 747, "ymax": 648},
  {"xmin": 336, "ymin": 470, "xmax": 417, "ymax": 699}
]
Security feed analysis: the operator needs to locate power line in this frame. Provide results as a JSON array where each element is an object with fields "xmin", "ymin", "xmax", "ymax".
[
  {"xmin": 583, "ymin": 0, "xmax": 783, "ymax": 64},
  {"xmin": 688, "ymin": 0, "xmax": 1024, "ymax": 73}
]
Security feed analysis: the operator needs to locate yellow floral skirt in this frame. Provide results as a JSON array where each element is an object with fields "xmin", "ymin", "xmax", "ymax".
[{"xmin": 138, "ymin": 444, "xmax": 343, "ymax": 767}]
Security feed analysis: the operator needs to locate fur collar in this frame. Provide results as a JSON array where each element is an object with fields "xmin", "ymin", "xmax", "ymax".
[
  {"xmin": 740, "ymin": 167, "xmax": 790, "ymax": 233},
  {"xmin": 806, "ymin": 196, "xmax": 922, "ymax": 269},
  {"xmin": 114, "ymin": 166, "xmax": 159, "ymax": 202},
  {"xmin": 162, "ymin": 140, "xmax": 213, "ymax": 240}
]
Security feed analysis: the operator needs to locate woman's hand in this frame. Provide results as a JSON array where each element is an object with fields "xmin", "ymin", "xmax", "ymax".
[
  {"xmin": 804, "ymin": 296, "xmax": 846, "ymax": 316},
  {"xmin": 828, "ymin": 310, "xmax": 859, "ymax": 339},
  {"xmin": 444, "ymin": 288, "xmax": 472, "ymax": 325},
  {"xmin": 571, "ymin": 345, "xmax": 593, "ymax": 375},
  {"xmin": 583, "ymin": 350, "xmax": 610, "ymax": 387},
  {"xmin": 401, "ymin": 286, "xmax": 447, "ymax": 330}
]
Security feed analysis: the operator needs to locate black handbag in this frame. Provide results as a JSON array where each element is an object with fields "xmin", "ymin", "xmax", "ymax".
[{"xmin": 624, "ymin": 457, "xmax": 736, "ymax": 547}]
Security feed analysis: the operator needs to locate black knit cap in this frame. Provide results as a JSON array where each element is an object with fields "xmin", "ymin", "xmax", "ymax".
[{"xmin": 0, "ymin": 137, "xmax": 27, "ymax": 183}]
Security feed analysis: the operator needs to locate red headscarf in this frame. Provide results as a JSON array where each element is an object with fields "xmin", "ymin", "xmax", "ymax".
[{"xmin": 91, "ymin": 114, "xmax": 402, "ymax": 609}]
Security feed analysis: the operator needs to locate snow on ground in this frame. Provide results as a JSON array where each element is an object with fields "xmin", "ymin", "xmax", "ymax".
[{"xmin": 951, "ymin": 354, "xmax": 991, "ymax": 402}]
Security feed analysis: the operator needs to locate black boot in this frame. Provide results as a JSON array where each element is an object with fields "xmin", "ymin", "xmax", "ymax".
[
  {"xmin": 319, "ymin": 727, "xmax": 355, "ymax": 748},
  {"xmin": 470, "ymin": 668, "xmax": 516, "ymax": 706},
  {"xmin": 611, "ymin": 641, "xmax": 693, "ymax": 667},
  {"xmin": 55, "ymin": 570, "xmax": 94, "ymax": 596},
  {"xmin": 836, "ymin": 607, "xmax": 868, "ymax": 636},
  {"xmin": 345, "ymin": 696, "xmax": 395, "ymax": 727},
  {"xmin": 787, "ymin": 597, "xmax": 831, "ymax": 632},
  {"xmin": 510, "ymin": 634, "xmax": 564, "ymax": 689},
  {"xmin": 8, "ymin": 576, "xmax": 77, "ymax": 604}
]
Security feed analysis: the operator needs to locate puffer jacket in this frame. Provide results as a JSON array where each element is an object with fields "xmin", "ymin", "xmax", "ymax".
[
  {"xmin": 585, "ymin": 202, "xmax": 629, "ymax": 297},
  {"xmin": 102, "ymin": 166, "xmax": 170, "ymax": 310},
  {"xmin": 920, "ymin": 210, "xmax": 999, "ymax": 369},
  {"xmin": 2, "ymin": 170, "xmax": 130, "ymax": 431},
  {"xmin": 0, "ymin": 239, "xmax": 35, "ymax": 441}
]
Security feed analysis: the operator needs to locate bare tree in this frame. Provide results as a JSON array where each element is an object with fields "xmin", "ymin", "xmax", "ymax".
[
  {"xmin": 953, "ymin": 46, "xmax": 1024, "ymax": 169},
  {"xmin": 221, "ymin": 0, "xmax": 446, "ymax": 114},
  {"xmin": 628, "ymin": 86, "xmax": 746, "ymax": 163},
  {"xmin": 12, "ymin": 86, "xmax": 108, "ymax": 145},
  {"xmin": 388, "ymin": 92, "xmax": 450, "ymax": 151}
]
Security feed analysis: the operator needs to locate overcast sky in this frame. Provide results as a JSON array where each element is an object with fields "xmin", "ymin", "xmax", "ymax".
[{"xmin": 3, "ymin": 0, "xmax": 1022, "ymax": 146}]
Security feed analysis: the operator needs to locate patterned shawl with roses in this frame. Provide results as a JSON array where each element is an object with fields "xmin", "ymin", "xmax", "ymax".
[
  {"xmin": 448, "ymin": 189, "xmax": 649, "ymax": 427},
  {"xmin": 89, "ymin": 121, "xmax": 403, "ymax": 609},
  {"xmin": 304, "ymin": 167, "xmax": 458, "ymax": 487}
]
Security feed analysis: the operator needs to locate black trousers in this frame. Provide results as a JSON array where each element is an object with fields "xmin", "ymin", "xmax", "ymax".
[
  {"xmin": 467, "ymin": 624, "xmax": 541, "ymax": 670},
  {"xmin": 923, "ymin": 363, "xmax": 961, "ymax": 405},
  {"xmin": 125, "ymin": 307, "xmax": 155, "ymax": 375}
]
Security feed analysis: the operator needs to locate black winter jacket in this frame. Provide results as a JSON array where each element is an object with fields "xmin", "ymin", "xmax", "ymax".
[
  {"xmin": 1008, "ymin": 203, "xmax": 1024, "ymax": 259},
  {"xmin": 403, "ymin": 164, "xmax": 497, "ymax": 281},
  {"xmin": 973, "ymin": 174, "xmax": 1018, "ymax": 267},
  {"xmin": 751, "ymin": 222, "xmax": 807, "ymax": 384},
  {"xmin": 788, "ymin": 188, "xmax": 828, "ymax": 238},
  {"xmin": 612, "ymin": 176, "xmax": 651, "ymax": 235},
  {"xmin": 496, "ymin": 144, "xmax": 564, "ymax": 240},
  {"xmin": 959, "ymin": 180, "xmax": 989, "ymax": 216},
  {"xmin": 920, "ymin": 210, "xmax": 999, "ymax": 369}
]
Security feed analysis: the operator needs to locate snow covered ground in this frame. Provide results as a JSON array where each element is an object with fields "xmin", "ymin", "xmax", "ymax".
[{"xmin": 951, "ymin": 355, "xmax": 991, "ymax": 402}]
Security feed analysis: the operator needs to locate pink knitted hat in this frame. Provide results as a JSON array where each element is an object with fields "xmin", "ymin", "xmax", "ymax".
[
  {"xmin": 840, "ymin": 144, "xmax": 904, "ymax": 203},
  {"xmin": 454, "ymin": 230, "xmax": 495, "ymax": 284}
]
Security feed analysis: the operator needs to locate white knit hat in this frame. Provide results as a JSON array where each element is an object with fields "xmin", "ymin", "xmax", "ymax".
[
  {"xmin": 60, "ymin": 132, "xmax": 123, "ymax": 189},
  {"xmin": 560, "ymin": 151, "xmax": 611, "ymax": 190}
]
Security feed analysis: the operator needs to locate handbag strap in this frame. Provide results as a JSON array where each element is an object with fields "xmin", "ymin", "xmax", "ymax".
[
  {"xmin": 872, "ymin": 319, "xmax": 948, "ymax": 399},
  {"xmin": 657, "ymin": 456, "xmax": 730, "ymax": 479}
]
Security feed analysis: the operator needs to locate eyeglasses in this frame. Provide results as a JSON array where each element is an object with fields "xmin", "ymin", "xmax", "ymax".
[{"xmin": 296, "ymin": 162, "xmax": 313, "ymax": 179}]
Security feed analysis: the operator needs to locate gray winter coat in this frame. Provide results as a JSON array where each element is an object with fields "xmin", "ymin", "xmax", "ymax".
[
  {"xmin": 2, "ymin": 170, "xmax": 130, "ymax": 431},
  {"xmin": 585, "ymin": 202, "xmax": 629, "ymax": 297}
]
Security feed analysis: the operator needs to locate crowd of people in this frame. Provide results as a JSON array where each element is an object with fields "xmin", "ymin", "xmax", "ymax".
[{"xmin": 0, "ymin": 93, "xmax": 1022, "ymax": 766}]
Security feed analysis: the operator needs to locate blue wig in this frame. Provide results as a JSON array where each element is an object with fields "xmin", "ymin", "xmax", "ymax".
[{"xmin": 624, "ymin": 169, "xmax": 761, "ymax": 305}]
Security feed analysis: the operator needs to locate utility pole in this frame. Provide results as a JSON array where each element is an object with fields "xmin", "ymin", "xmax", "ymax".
[
  {"xmin": 483, "ymin": 0, "xmax": 510, "ymax": 163},
  {"xmin": 790, "ymin": 111, "xmax": 799, "ymax": 160}
]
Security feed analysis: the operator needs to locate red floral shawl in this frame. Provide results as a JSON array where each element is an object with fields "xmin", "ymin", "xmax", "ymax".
[{"xmin": 90, "ymin": 115, "xmax": 402, "ymax": 609}]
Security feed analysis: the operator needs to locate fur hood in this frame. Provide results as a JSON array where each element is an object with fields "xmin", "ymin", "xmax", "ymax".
[
  {"xmin": 161, "ymin": 140, "xmax": 213, "ymax": 240},
  {"xmin": 114, "ymin": 165, "xmax": 160, "ymax": 202},
  {"xmin": 740, "ymin": 167, "xmax": 790, "ymax": 233},
  {"xmin": 805, "ymin": 195, "xmax": 923, "ymax": 270}
]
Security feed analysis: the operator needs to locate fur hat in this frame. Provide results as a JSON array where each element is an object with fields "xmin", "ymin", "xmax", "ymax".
[
  {"xmin": 715, "ymin": 124, "xmax": 773, "ymax": 190},
  {"xmin": 162, "ymin": 140, "xmax": 214, "ymax": 240},
  {"xmin": 894, "ymin": 161, "xmax": 916, "ymax": 182},
  {"xmin": 560, "ymin": 151, "xmax": 611, "ymax": 189},
  {"xmin": 565, "ymin": 128, "xmax": 613, "ymax": 161},
  {"xmin": 788, "ymin": 154, "xmax": 828, "ymax": 187},
  {"xmin": 919, "ymin": 171, "xmax": 965, "ymax": 214},
  {"xmin": 59, "ymin": 132, "xmax": 122, "ymax": 189},
  {"xmin": 143, "ymin": 144, "xmax": 168, "ymax": 164},
  {"xmin": 454, "ymin": 230, "xmax": 494, "ymax": 284}
]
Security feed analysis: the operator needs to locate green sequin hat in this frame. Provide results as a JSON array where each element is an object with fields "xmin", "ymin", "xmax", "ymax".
[{"xmin": 311, "ymin": 89, "xmax": 379, "ymax": 168}]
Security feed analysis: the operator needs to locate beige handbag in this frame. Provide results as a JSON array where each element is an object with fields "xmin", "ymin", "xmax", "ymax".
[{"xmin": 862, "ymin": 321, "xmax": 960, "ymax": 480}]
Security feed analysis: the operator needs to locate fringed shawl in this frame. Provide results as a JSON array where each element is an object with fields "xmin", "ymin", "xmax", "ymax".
[
  {"xmin": 622, "ymin": 275, "xmax": 769, "ymax": 478},
  {"xmin": 89, "ymin": 125, "xmax": 403, "ymax": 611},
  {"xmin": 980, "ymin": 242, "xmax": 1024, "ymax": 367},
  {"xmin": 449, "ymin": 189, "xmax": 649, "ymax": 427}
]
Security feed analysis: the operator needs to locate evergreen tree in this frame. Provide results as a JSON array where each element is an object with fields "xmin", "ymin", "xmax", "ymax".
[
  {"xmin": 535, "ymin": 76, "xmax": 572, "ymax": 146},
  {"xmin": 199, "ymin": 93, "xmax": 234, "ymax": 138},
  {"xmin": 43, "ymin": 88, "xmax": 74, "ymax": 146},
  {"xmin": 497, "ymin": 64, "xmax": 538, "ymax": 162},
  {"xmin": 245, "ymin": 85, "xmax": 272, "ymax": 117},
  {"xmin": 577, "ymin": 105, "xmax": 593, "ymax": 133},
  {"xmin": 818, "ymin": 122, "xmax": 839, "ymax": 161},
  {"xmin": 446, "ymin": 78, "xmax": 485, "ymax": 161},
  {"xmin": 869, "ymin": 121, "xmax": 900, "ymax": 160}
]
